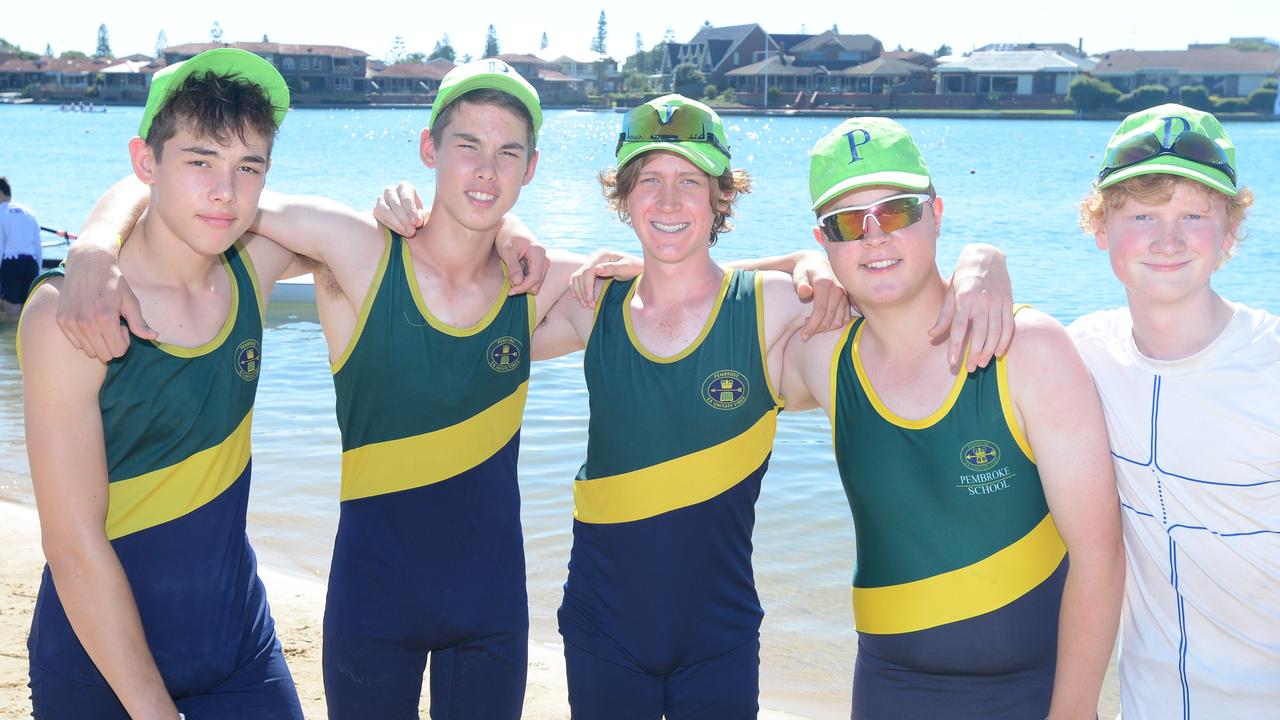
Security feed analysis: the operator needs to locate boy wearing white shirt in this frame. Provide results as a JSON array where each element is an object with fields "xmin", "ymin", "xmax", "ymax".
[{"xmin": 1071, "ymin": 103, "xmax": 1280, "ymax": 720}]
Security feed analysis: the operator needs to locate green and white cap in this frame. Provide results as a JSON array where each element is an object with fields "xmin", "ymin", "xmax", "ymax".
[
  {"xmin": 1097, "ymin": 103, "xmax": 1237, "ymax": 196},
  {"xmin": 139, "ymin": 48, "xmax": 290, "ymax": 139},
  {"xmin": 429, "ymin": 59, "xmax": 543, "ymax": 140},
  {"xmin": 808, "ymin": 117, "xmax": 931, "ymax": 211},
  {"xmin": 615, "ymin": 94, "xmax": 731, "ymax": 176}
]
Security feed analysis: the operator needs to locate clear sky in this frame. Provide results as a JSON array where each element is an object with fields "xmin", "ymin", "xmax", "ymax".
[{"xmin": 3, "ymin": 0, "xmax": 1275, "ymax": 62}]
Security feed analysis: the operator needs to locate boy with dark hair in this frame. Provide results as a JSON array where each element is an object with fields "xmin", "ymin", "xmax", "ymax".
[
  {"xmin": 1072, "ymin": 104, "xmax": 1279, "ymax": 719},
  {"xmin": 19, "ymin": 48, "xmax": 305, "ymax": 720},
  {"xmin": 776, "ymin": 117, "xmax": 1125, "ymax": 719},
  {"xmin": 0, "ymin": 175, "xmax": 43, "ymax": 315}
]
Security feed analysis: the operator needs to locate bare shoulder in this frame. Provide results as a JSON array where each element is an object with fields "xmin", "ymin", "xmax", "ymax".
[
  {"xmin": 19, "ymin": 281, "xmax": 107, "ymax": 382},
  {"xmin": 1005, "ymin": 307, "xmax": 1078, "ymax": 365}
]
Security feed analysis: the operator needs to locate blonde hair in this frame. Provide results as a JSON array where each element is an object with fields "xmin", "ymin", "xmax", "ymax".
[
  {"xmin": 598, "ymin": 155, "xmax": 752, "ymax": 247},
  {"xmin": 1080, "ymin": 174, "xmax": 1254, "ymax": 260}
]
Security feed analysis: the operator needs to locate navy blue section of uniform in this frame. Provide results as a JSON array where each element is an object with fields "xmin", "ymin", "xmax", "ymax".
[
  {"xmin": 851, "ymin": 559, "xmax": 1067, "ymax": 720},
  {"xmin": 28, "ymin": 464, "xmax": 280, "ymax": 693},
  {"xmin": 324, "ymin": 434, "xmax": 528, "ymax": 720},
  {"xmin": 29, "ymin": 633, "xmax": 301, "ymax": 720},
  {"xmin": 565, "ymin": 638, "xmax": 761, "ymax": 720},
  {"xmin": 558, "ymin": 468, "xmax": 765, "ymax": 676}
]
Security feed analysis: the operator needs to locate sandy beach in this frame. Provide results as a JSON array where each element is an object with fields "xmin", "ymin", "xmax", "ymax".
[{"xmin": 1, "ymin": 499, "xmax": 814, "ymax": 720}]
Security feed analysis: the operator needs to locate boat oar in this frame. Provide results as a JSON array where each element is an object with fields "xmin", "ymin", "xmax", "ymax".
[{"xmin": 40, "ymin": 226, "xmax": 78, "ymax": 241}]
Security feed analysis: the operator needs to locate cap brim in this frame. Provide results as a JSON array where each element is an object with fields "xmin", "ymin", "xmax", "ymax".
[
  {"xmin": 429, "ymin": 74, "xmax": 543, "ymax": 138},
  {"xmin": 617, "ymin": 141, "xmax": 728, "ymax": 176},
  {"xmin": 811, "ymin": 171, "xmax": 931, "ymax": 211},
  {"xmin": 141, "ymin": 48, "xmax": 289, "ymax": 138},
  {"xmin": 1097, "ymin": 156, "xmax": 1237, "ymax": 196}
]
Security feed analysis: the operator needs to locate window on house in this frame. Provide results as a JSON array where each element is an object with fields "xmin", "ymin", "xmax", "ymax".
[{"xmin": 282, "ymin": 57, "xmax": 295, "ymax": 70}]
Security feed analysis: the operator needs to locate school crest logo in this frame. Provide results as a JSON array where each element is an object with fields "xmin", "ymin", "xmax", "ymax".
[
  {"xmin": 960, "ymin": 440, "xmax": 1001, "ymax": 472},
  {"xmin": 702, "ymin": 370, "xmax": 749, "ymax": 410},
  {"xmin": 235, "ymin": 339, "xmax": 261, "ymax": 382},
  {"xmin": 487, "ymin": 336, "xmax": 522, "ymax": 373}
]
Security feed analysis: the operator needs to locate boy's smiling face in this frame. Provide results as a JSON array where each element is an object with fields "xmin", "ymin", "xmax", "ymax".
[{"xmin": 1095, "ymin": 179, "xmax": 1234, "ymax": 307}]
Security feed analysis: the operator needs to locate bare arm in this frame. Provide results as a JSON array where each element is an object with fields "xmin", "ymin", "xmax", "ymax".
[
  {"xmin": 20, "ymin": 286, "xmax": 180, "ymax": 720},
  {"xmin": 935, "ymin": 243, "xmax": 1014, "ymax": 372},
  {"xmin": 532, "ymin": 277, "xmax": 598, "ymax": 361},
  {"xmin": 1007, "ymin": 311, "xmax": 1124, "ymax": 720},
  {"xmin": 59, "ymin": 176, "xmax": 155, "ymax": 360}
]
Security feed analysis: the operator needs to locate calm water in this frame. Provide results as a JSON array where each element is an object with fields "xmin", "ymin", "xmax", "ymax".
[{"xmin": 1, "ymin": 105, "xmax": 1277, "ymax": 717}]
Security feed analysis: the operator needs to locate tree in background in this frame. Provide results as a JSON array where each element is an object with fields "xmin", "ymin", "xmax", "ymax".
[
  {"xmin": 633, "ymin": 33, "xmax": 645, "ymax": 73},
  {"xmin": 210, "ymin": 22, "xmax": 224, "ymax": 44},
  {"xmin": 155, "ymin": 30, "xmax": 168, "ymax": 57},
  {"xmin": 1222, "ymin": 38, "xmax": 1275, "ymax": 52},
  {"xmin": 1066, "ymin": 75, "xmax": 1121, "ymax": 111},
  {"xmin": 662, "ymin": 27, "xmax": 676, "ymax": 44},
  {"xmin": 1177, "ymin": 85, "xmax": 1214, "ymax": 111},
  {"xmin": 388, "ymin": 35, "xmax": 406, "ymax": 64},
  {"xmin": 95, "ymin": 24, "xmax": 112, "ymax": 59},
  {"xmin": 1116, "ymin": 84, "xmax": 1169, "ymax": 112},
  {"xmin": 430, "ymin": 34, "xmax": 456, "ymax": 62},
  {"xmin": 673, "ymin": 62, "xmax": 705, "ymax": 98},
  {"xmin": 541, "ymin": 32, "xmax": 549, "ymax": 50},
  {"xmin": 591, "ymin": 11, "xmax": 609, "ymax": 95},
  {"xmin": 484, "ymin": 25, "xmax": 500, "ymax": 58},
  {"xmin": 0, "ymin": 38, "xmax": 40, "ymax": 60},
  {"xmin": 1246, "ymin": 82, "xmax": 1277, "ymax": 112},
  {"xmin": 44, "ymin": 43, "xmax": 53, "ymax": 58},
  {"xmin": 59, "ymin": 50, "xmax": 89, "ymax": 60},
  {"xmin": 934, "ymin": 44, "xmax": 952, "ymax": 58},
  {"xmin": 403, "ymin": 52, "xmax": 428, "ymax": 63},
  {"xmin": 592, "ymin": 11, "xmax": 608, "ymax": 55}
]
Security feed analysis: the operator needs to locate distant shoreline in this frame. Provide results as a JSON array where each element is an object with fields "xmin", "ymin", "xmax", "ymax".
[{"xmin": 14, "ymin": 100, "xmax": 1278, "ymax": 122}]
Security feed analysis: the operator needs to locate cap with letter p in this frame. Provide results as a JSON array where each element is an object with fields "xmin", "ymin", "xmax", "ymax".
[
  {"xmin": 808, "ymin": 117, "xmax": 931, "ymax": 211},
  {"xmin": 139, "ymin": 47, "xmax": 290, "ymax": 140}
]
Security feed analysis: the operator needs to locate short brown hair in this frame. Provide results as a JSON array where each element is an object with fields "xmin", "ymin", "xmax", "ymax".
[
  {"xmin": 431, "ymin": 88, "xmax": 537, "ymax": 154},
  {"xmin": 145, "ymin": 71, "xmax": 279, "ymax": 160},
  {"xmin": 598, "ymin": 156, "xmax": 751, "ymax": 247},
  {"xmin": 1080, "ymin": 175, "xmax": 1254, "ymax": 259}
]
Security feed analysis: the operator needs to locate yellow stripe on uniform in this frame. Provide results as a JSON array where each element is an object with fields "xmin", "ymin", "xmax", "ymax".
[
  {"xmin": 573, "ymin": 411, "xmax": 777, "ymax": 524},
  {"xmin": 340, "ymin": 381, "xmax": 528, "ymax": 501},
  {"xmin": 106, "ymin": 411, "xmax": 253, "ymax": 540},
  {"xmin": 852, "ymin": 513, "xmax": 1066, "ymax": 635}
]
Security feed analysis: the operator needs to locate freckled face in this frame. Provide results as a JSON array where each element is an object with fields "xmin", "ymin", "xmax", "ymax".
[{"xmin": 1095, "ymin": 182, "xmax": 1233, "ymax": 306}]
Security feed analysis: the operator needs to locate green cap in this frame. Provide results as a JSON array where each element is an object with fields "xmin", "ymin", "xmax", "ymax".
[
  {"xmin": 1097, "ymin": 103, "xmax": 1237, "ymax": 196},
  {"xmin": 429, "ymin": 59, "xmax": 543, "ymax": 141},
  {"xmin": 139, "ymin": 48, "xmax": 289, "ymax": 140},
  {"xmin": 616, "ymin": 94, "xmax": 731, "ymax": 176},
  {"xmin": 808, "ymin": 117, "xmax": 931, "ymax": 211}
]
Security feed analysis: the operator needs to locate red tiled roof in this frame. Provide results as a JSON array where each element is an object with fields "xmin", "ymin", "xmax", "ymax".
[
  {"xmin": 497, "ymin": 53, "xmax": 550, "ymax": 65},
  {"xmin": 163, "ymin": 42, "xmax": 367, "ymax": 58},
  {"xmin": 0, "ymin": 57, "xmax": 111, "ymax": 74},
  {"xmin": 1093, "ymin": 48, "xmax": 1280, "ymax": 74},
  {"xmin": 369, "ymin": 59, "xmax": 454, "ymax": 79}
]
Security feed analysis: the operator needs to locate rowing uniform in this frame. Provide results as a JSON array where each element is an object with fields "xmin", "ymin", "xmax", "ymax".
[
  {"xmin": 1069, "ymin": 304, "xmax": 1280, "ymax": 720},
  {"xmin": 24, "ymin": 244, "xmax": 302, "ymax": 719},
  {"xmin": 323, "ymin": 231, "xmax": 533, "ymax": 720},
  {"xmin": 831, "ymin": 317, "xmax": 1067, "ymax": 720},
  {"xmin": 560, "ymin": 270, "xmax": 782, "ymax": 719}
]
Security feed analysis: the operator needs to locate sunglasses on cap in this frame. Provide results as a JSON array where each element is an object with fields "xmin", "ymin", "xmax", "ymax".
[
  {"xmin": 615, "ymin": 102, "xmax": 732, "ymax": 159},
  {"xmin": 817, "ymin": 193, "xmax": 934, "ymax": 243},
  {"xmin": 1098, "ymin": 128, "xmax": 1235, "ymax": 186}
]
